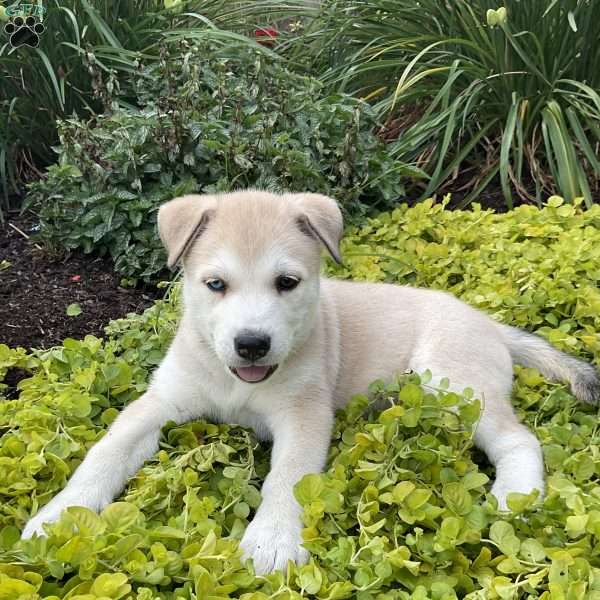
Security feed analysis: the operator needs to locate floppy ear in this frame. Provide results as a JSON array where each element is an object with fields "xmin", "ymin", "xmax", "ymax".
[
  {"xmin": 292, "ymin": 193, "xmax": 344, "ymax": 264},
  {"xmin": 157, "ymin": 194, "xmax": 217, "ymax": 269}
]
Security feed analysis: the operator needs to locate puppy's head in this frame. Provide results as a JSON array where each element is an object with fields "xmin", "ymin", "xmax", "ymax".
[{"xmin": 158, "ymin": 190, "xmax": 343, "ymax": 384}]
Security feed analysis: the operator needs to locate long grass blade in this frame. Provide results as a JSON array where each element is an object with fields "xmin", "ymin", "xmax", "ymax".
[
  {"xmin": 80, "ymin": 0, "xmax": 123, "ymax": 48},
  {"xmin": 500, "ymin": 98, "xmax": 519, "ymax": 209},
  {"xmin": 34, "ymin": 49, "xmax": 65, "ymax": 113},
  {"xmin": 565, "ymin": 107, "xmax": 600, "ymax": 177},
  {"xmin": 541, "ymin": 101, "xmax": 579, "ymax": 202}
]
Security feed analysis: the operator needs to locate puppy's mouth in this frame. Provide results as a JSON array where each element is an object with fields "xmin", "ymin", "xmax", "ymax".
[{"xmin": 230, "ymin": 364, "xmax": 278, "ymax": 383}]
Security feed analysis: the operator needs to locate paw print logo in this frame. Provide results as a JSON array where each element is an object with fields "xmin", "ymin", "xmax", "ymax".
[{"xmin": 4, "ymin": 15, "xmax": 45, "ymax": 48}]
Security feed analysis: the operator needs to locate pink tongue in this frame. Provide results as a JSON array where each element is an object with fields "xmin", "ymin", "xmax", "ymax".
[{"xmin": 235, "ymin": 365, "xmax": 270, "ymax": 382}]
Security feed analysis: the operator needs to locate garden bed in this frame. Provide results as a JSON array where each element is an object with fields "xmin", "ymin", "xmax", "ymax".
[
  {"xmin": 1, "ymin": 200, "xmax": 599, "ymax": 598},
  {"xmin": 0, "ymin": 215, "xmax": 160, "ymax": 350}
]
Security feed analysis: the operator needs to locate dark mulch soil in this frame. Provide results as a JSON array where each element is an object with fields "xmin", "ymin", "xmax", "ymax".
[{"xmin": 0, "ymin": 214, "xmax": 162, "ymax": 351}]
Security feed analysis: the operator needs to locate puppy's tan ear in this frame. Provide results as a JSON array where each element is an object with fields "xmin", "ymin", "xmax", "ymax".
[
  {"xmin": 293, "ymin": 193, "xmax": 344, "ymax": 264},
  {"xmin": 157, "ymin": 194, "xmax": 217, "ymax": 269}
]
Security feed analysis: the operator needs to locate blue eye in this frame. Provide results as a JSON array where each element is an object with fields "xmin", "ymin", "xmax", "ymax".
[{"xmin": 206, "ymin": 278, "xmax": 226, "ymax": 292}]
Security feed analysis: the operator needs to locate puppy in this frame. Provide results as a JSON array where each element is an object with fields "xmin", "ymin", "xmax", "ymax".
[{"xmin": 22, "ymin": 191, "xmax": 599, "ymax": 574}]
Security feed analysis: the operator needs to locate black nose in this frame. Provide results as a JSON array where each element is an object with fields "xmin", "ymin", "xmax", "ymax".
[{"xmin": 234, "ymin": 332, "xmax": 271, "ymax": 361}]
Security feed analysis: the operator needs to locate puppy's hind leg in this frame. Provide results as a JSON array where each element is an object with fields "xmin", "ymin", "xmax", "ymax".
[
  {"xmin": 474, "ymin": 403, "xmax": 544, "ymax": 510},
  {"xmin": 410, "ymin": 345, "xmax": 544, "ymax": 511}
]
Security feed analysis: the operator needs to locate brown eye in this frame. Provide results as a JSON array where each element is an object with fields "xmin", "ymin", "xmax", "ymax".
[{"xmin": 276, "ymin": 275, "xmax": 300, "ymax": 292}]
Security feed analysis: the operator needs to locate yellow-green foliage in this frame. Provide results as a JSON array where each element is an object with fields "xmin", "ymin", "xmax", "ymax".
[
  {"xmin": 1, "ymin": 199, "xmax": 600, "ymax": 599},
  {"xmin": 331, "ymin": 196, "xmax": 600, "ymax": 356}
]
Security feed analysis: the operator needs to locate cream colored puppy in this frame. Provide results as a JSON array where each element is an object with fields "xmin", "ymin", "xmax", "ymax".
[{"xmin": 22, "ymin": 191, "xmax": 598, "ymax": 574}]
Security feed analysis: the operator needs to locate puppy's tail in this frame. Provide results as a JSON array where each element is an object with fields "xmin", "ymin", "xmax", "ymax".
[{"xmin": 496, "ymin": 322, "xmax": 599, "ymax": 404}]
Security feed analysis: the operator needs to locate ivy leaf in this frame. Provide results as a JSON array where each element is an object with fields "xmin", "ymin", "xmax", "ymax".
[
  {"xmin": 295, "ymin": 474, "xmax": 325, "ymax": 505},
  {"xmin": 66, "ymin": 303, "xmax": 82, "ymax": 317},
  {"xmin": 490, "ymin": 521, "xmax": 521, "ymax": 556}
]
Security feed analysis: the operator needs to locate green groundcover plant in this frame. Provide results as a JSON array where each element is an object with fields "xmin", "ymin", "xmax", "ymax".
[
  {"xmin": 1, "ymin": 198, "xmax": 600, "ymax": 598},
  {"xmin": 26, "ymin": 38, "xmax": 410, "ymax": 282}
]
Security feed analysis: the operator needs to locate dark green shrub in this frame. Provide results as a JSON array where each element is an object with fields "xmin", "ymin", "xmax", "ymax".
[
  {"xmin": 27, "ymin": 39, "xmax": 413, "ymax": 281},
  {"xmin": 0, "ymin": 0, "xmax": 282, "ymax": 218}
]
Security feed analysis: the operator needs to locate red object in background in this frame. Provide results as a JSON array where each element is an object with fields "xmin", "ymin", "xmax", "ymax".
[
  {"xmin": 255, "ymin": 27, "xmax": 278, "ymax": 46},
  {"xmin": 71, "ymin": 275, "xmax": 81, "ymax": 282}
]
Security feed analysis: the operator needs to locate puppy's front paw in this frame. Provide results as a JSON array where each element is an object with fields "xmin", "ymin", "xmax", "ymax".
[
  {"xmin": 239, "ymin": 513, "xmax": 308, "ymax": 575},
  {"xmin": 491, "ymin": 478, "xmax": 544, "ymax": 512},
  {"xmin": 22, "ymin": 500, "xmax": 70, "ymax": 539},
  {"xmin": 21, "ymin": 488, "xmax": 105, "ymax": 539}
]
